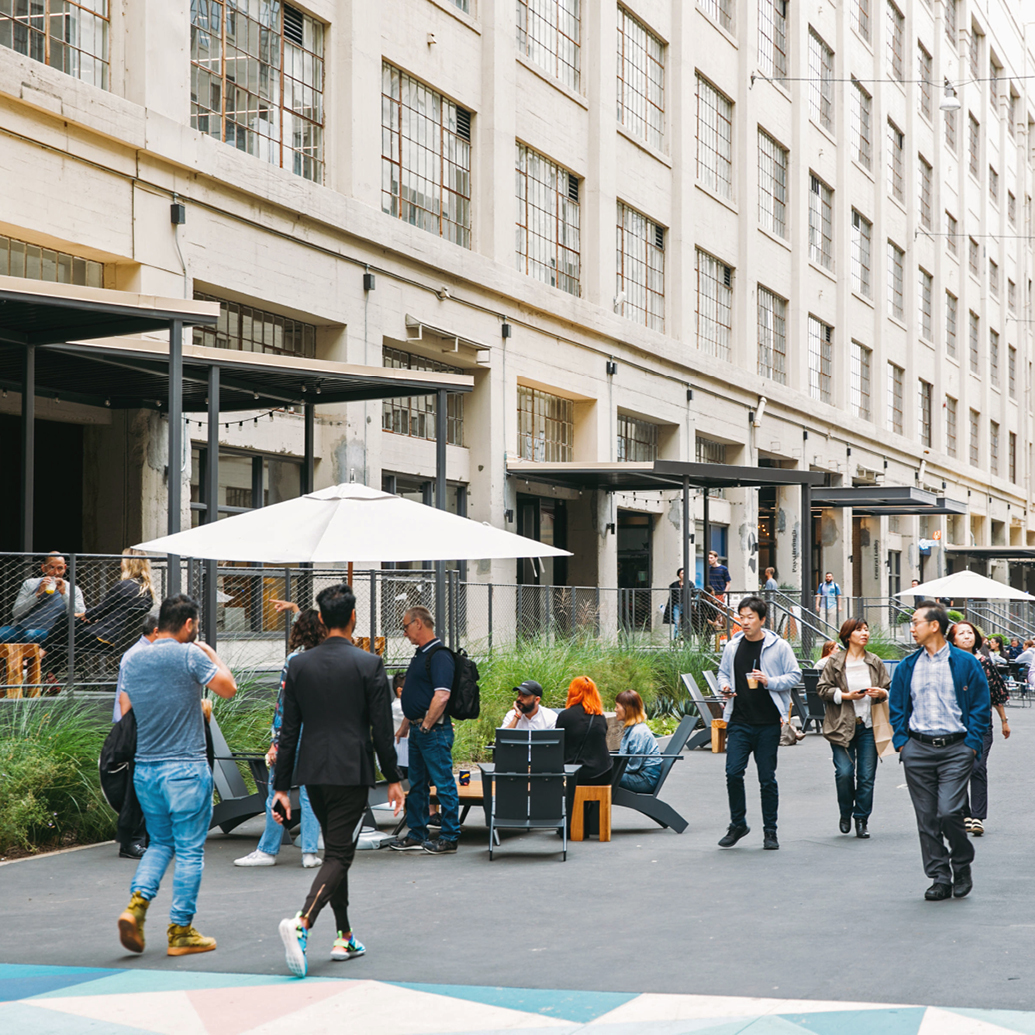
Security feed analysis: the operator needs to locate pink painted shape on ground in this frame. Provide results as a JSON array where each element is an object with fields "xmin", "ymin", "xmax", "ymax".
[{"xmin": 187, "ymin": 981, "xmax": 351, "ymax": 1035}]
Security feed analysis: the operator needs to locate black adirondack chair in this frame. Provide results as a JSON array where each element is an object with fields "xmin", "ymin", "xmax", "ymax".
[
  {"xmin": 801, "ymin": 669, "xmax": 826, "ymax": 732},
  {"xmin": 682, "ymin": 671, "xmax": 726, "ymax": 750},
  {"xmin": 610, "ymin": 713, "xmax": 693, "ymax": 833}
]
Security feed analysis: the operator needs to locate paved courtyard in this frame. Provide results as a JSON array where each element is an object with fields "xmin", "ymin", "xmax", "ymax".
[{"xmin": 2, "ymin": 705, "xmax": 1034, "ymax": 1033}]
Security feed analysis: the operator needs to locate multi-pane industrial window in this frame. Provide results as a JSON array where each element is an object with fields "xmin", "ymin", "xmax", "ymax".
[
  {"xmin": 757, "ymin": 0, "xmax": 787, "ymax": 79},
  {"xmin": 990, "ymin": 421, "xmax": 999, "ymax": 476},
  {"xmin": 517, "ymin": 385, "xmax": 573, "ymax": 462},
  {"xmin": 969, "ymin": 26, "xmax": 981, "ymax": 80},
  {"xmin": 1008, "ymin": 279, "xmax": 1017, "ymax": 311},
  {"xmin": 946, "ymin": 396, "xmax": 958, "ymax": 456},
  {"xmin": 1009, "ymin": 345, "xmax": 1017, "ymax": 396},
  {"xmin": 969, "ymin": 310, "xmax": 980, "ymax": 373},
  {"xmin": 808, "ymin": 29, "xmax": 834, "ymax": 131},
  {"xmin": 989, "ymin": 259, "xmax": 999, "ymax": 296},
  {"xmin": 617, "ymin": 7, "xmax": 665, "ymax": 151},
  {"xmin": 1008, "ymin": 93, "xmax": 1018, "ymax": 137},
  {"xmin": 758, "ymin": 130, "xmax": 788, "ymax": 238},
  {"xmin": 696, "ymin": 437, "xmax": 728, "ymax": 465},
  {"xmin": 0, "ymin": 0, "xmax": 109, "ymax": 88},
  {"xmin": 382, "ymin": 64, "xmax": 471, "ymax": 247},
  {"xmin": 919, "ymin": 43, "xmax": 933, "ymax": 119},
  {"xmin": 1008, "ymin": 191, "xmax": 1016, "ymax": 225},
  {"xmin": 808, "ymin": 316, "xmax": 833, "ymax": 403},
  {"xmin": 192, "ymin": 292, "xmax": 317, "ymax": 358},
  {"xmin": 515, "ymin": 143, "xmax": 581, "ymax": 295},
  {"xmin": 887, "ymin": 363, "xmax": 904, "ymax": 434},
  {"xmin": 696, "ymin": 250, "xmax": 733, "ymax": 361},
  {"xmin": 1009, "ymin": 432, "xmax": 1017, "ymax": 482},
  {"xmin": 968, "ymin": 113, "xmax": 980, "ymax": 177},
  {"xmin": 517, "ymin": 0, "xmax": 580, "ymax": 92},
  {"xmin": 616, "ymin": 201, "xmax": 665, "ymax": 331},
  {"xmin": 918, "ymin": 156, "xmax": 932, "ymax": 228},
  {"xmin": 192, "ymin": 3, "xmax": 324, "ymax": 182},
  {"xmin": 0, "ymin": 233, "xmax": 103, "ymax": 287},
  {"xmin": 886, "ymin": 1, "xmax": 904, "ymax": 80},
  {"xmin": 969, "ymin": 409, "xmax": 980, "ymax": 466},
  {"xmin": 757, "ymin": 286, "xmax": 787, "ymax": 383},
  {"xmin": 617, "ymin": 415, "xmax": 659, "ymax": 462},
  {"xmin": 918, "ymin": 380, "xmax": 933, "ymax": 446},
  {"xmin": 946, "ymin": 212, "xmax": 958, "ymax": 255},
  {"xmin": 698, "ymin": 0, "xmax": 734, "ymax": 35},
  {"xmin": 887, "ymin": 120, "xmax": 904, "ymax": 201},
  {"xmin": 968, "ymin": 237, "xmax": 979, "ymax": 276},
  {"xmin": 990, "ymin": 61, "xmax": 1000, "ymax": 107},
  {"xmin": 382, "ymin": 348, "xmax": 464, "ymax": 446},
  {"xmin": 989, "ymin": 330, "xmax": 1000, "ymax": 388},
  {"xmin": 851, "ymin": 80, "xmax": 872, "ymax": 168},
  {"xmin": 945, "ymin": 0, "xmax": 957, "ymax": 46},
  {"xmin": 696, "ymin": 75, "xmax": 733, "ymax": 199},
  {"xmin": 854, "ymin": 0, "xmax": 870, "ymax": 42},
  {"xmin": 851, "ymin": 343, "xmax": 872, "ymax": 420},
  {"xmin": 946, "ymin": 292, "xmax": 958, "ymax": 357},
  {"xmin": 851, "ymin": 211, "xmax": 872, "ymax": 297},
  {"xmin": 918, "ymin": 269, "xmax": 933, "ymax": 339},
  {"xmin": 887, "ymin": 241, "xmax": 904, "ymax": 320},
  {"xmin": 989, "ymin": 166, "xmax": 999, "ymax": 205},
  {"xmin": 945, "ymin": 107, "xmax": 957, "ymax": 152},
  {"xmin": 808, "ymin": 176, "xmax": 833, "ymax": 270}
]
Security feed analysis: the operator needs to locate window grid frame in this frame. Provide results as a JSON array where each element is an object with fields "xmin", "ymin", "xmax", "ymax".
[
  {"xmin": 969, "ymin": 310, "xmax": 980, "ymax": 373},
  {"xmin": 918, "ymin": 267, "xmax": 933, "ymax": 340},
  {"xmin": 696, "ymin": 248, "xmax": 733, "ymax": 361},
  {"xmin": 887, "ymin": 240, "xmax": 904, "ymax": 321},
  {"xmin": 918, "ymin": 154, "xmax": 932, "ymax": 228},
  {"xmin": 969, "ymin": 408, "xmax": 980, "ymax": 467},
  {"xmin": 851, "ymin": 342, "xmax": 872, "ymax": 420},
  {"xmin": 517, "ymin": 0, "xmax": 581, "ymax": 93},
  {"xmin": 946, "ymin": 395, "xmax": 958, "ymax": 456},
  {"xmin": 918, "ymin": 378, "xmax": 933, "ymax": 447},
  {"xmin": 382, "ymin": 346, "xmax": 465, "ymax": 446},
  {"xmin": 887, "ymin": 362, "xmax": 904, "ymax": 435},
  {"xmin": 0, "ymin": 0, "xmax": 109, "ymax": 89},
  {"xmin": 757, "ymin": 0, "xmax": 788, "ymax": 79},
  {"xmin": 968, "ymin": 112, "xmax": 980, "ymax": 178},
  {"xmin": 616, "ymin": 200, "xmax": 665, "ymax": 331},
  {"xmin": 990, "ymin": 420, "xmax": 999, "ymax": 476},
  {"xmin": 946, "ymin": 291, "xmax": 958, "ymax": 357},
  {"xmin": 517, "ymin": 384, "xmax": 574, "ymax": 463},
  {"xmin": 757, "ymin": 285, "xmax": 788, "ymax": 384},
  {"xmin": 807, "ymin": 315, "xmax": 834, "ymax": 403},
  {"xmin": 887, "ymin": 119, "xmax": 904, "ymax": 201},
  {"xmin": 192, "ymin": 291, "xmax": 317, "ymax": 359},
  {"xmin": 851, "ymin": 79, "xmax": 872, "ymax": 169},
  {"xmin": 851, "ymin": 209, "xmax": 872, "ymax": 297},
  {"xmin": 696, "ymin": 74, "xmax": 734, "ymax": 199},
  {"xmin": 0, "ymin": 233, "xmax": 104, "ymax": 288},
  {"xmin": 989, "ymin": 329, "xmax": 1000, "ymax": 388},
  {"xmin": 617, "ymin": 6, "xmax": 665, "ymax": 152},
  {"xmin": 918, "ymin": 42, "xmax": 933, "ymax": 119},
  {"xmin": 886, "ymin": 0, "xmax": 904, "ymax": 80},
  {"xmin": 758, "ymin": 129, "xmax": 788, "ymax": 238},
  {"xmin": 808, "ymin": 28, "xmax": 834, "ymax": 132},
  {"xmin": 617, "ymin": 414, "xmax": 659, "ymax": 462}
]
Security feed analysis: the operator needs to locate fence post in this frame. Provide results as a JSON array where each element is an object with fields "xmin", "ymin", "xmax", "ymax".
[
  {"xmin": 517, "ymin": 583, "xmax": 523, "ymax": 641},
  {"xmin": 369, "ymin": 569, "xmax": 377, "ymax": 654},
  {"xmin": 283, "ymin": 568, "xmax": 292, "ymax": 655},
  {"xmin": 67, "ymin": 552, "xmax": 76, "ymax": 694},
  {"xmin": 488, "ymin": 581, "xmax": 493, "ymax": 653}
]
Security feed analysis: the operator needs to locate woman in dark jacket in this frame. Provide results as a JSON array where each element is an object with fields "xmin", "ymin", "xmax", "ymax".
[
  {"xmin": 554, "ymin": 676, "xmax": 613, "ymax": 834},
  {"xmin": 816, "ymin": 618, "xmax": 890, "ymax": 839},
  {"xmin": 62, "ymin": 550, "xmax": 155, "ymax": 655}
]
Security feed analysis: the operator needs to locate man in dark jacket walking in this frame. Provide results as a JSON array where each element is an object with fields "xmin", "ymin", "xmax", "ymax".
[
  {"xmin": 273, "ymin": 583, "xmax": 403, "ymax": 978},
  {"xmin": 889, "ymin": 601, "xmax": 990, "ymax": 901}
]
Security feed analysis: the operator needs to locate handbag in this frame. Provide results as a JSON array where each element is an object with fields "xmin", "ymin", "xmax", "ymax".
[
  {"xmin": 780, "ymin": 699, "xmax": 806, "ymax": 746},
  {"xmin": 870, "ymin": 698, "xmax": 896, "ymax": 758}
]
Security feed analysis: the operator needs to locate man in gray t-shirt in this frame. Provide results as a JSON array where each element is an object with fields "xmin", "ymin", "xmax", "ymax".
[{"xmin": 117, "ymin": 594, "xmax": 236, "ymax": 959}]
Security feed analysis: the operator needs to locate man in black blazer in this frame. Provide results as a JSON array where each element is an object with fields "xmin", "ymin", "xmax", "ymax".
[{"xmin": 273, "ymin": 583, "xmax": 403, "ymax": 978}]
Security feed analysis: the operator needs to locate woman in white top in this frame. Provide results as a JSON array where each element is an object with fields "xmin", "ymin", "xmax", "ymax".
[{"xmin": 815, "ymin": 618, "xmax": 891, "ymax": 840}]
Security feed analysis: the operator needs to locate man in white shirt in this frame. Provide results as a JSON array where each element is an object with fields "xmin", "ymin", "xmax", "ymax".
[
  {"xmin": 501, "ymin": 680, "xmax": 557, "ymax": 731},
  {"xmin": 0, "ymin": 551, "xmax": 86, "ymax": 644}
]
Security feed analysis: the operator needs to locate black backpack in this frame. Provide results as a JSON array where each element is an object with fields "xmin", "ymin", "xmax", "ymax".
[{"xmin": 425, "ymin": 644, "xmax": 481, "ymax": 720}]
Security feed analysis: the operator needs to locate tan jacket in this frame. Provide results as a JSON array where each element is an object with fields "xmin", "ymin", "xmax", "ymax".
[{"xmin": 815, "ymin": 649, "xmax": 891, "ymax": 747}]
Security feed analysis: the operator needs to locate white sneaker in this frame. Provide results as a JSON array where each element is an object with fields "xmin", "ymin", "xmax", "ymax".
[
  {"xmin": 302, "ymin": 853, "xmax": 322, "ymax": 868},
  {"xmin": 317, "ymin": 834, "xmax": 325, "ymax": 850},
  {"xmin": 234, "ymin": 850, "xmax": 277, "ymax": 867}
]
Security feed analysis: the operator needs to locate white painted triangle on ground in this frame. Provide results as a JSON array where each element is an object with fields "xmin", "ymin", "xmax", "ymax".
[
  {"xmin": 920, "ymin": 1007, "xmax": 1027, "ymax": 1035},
  {"xmin": 25, "ymin": 990, "xmax": 208, "ymax": 1035},
  {"xmin": 240, "ymin": 979, "xmax": 573, "ymax": 1035}
]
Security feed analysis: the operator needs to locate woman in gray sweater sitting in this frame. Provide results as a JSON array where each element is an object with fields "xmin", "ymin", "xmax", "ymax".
[{"xmin": 614, "ymin": 690, "xmax": 662, "ymax": 793}]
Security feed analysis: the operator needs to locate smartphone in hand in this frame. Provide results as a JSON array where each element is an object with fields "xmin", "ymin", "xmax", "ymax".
[{"xmin": 273, "ymin": 797, "xmax": 290, "ymax": 824}]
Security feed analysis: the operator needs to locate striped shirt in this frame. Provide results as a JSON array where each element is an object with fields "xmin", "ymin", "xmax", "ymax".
[{"xmin": 909, "ymin": 643, "xmax": 965, "ymax": 735}]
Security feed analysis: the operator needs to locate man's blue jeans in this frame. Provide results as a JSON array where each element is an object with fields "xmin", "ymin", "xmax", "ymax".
[
  {"xmin": 0, "ymin": 625, "xmax": 48, "ymax": 644},
  {"xmin": 132, "ymin": 759, "xmax": 213, "ymax": 926},
  {"xmin": 831, "ymin": 726, "xmax": 877, "ymax": 820},
  {"xmin": 725, "ymin": 722, "xmax": 781, "ymax": 831},
  {"xmin": 256, "ymin": 769, "xmax": 319, "ymax": 855},
  {"xmin": 406, "ymin": 723, "xmax": 460, "ymax": 842}
]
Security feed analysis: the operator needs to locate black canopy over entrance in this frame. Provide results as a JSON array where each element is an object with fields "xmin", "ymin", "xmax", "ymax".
[{"xmin": 811, "ymin": 486, "xmax": 967, "ymax": 515}]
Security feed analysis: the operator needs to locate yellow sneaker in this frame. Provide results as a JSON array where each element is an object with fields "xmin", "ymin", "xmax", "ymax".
[
  {"xmin": 167, "ymin": 924, "xmax": 217, "ymax": 956},
  {"xmin": 118, "ymin": 892, "xmax": 150, "ymax": 953}
]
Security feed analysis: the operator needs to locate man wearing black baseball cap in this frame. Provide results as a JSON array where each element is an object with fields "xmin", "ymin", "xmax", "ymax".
[{"xmin": 501, "ymin": 680, "xmax": 557, "ymax": 731}]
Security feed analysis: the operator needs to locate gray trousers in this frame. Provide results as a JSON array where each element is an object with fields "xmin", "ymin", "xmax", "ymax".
[{"xmin": 901, "ymin": 737, "xmax": 976, "ymax": 884}]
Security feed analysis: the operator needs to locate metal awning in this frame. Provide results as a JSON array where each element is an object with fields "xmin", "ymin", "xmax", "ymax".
[
  {"xmin": 506, "ymin": 460, "xmax": 828, "ymax": 491},
  {"xmin": 810, "ymin": 485, "xmax": 968, "ymax": 515},
  {"xmin": 0, "ymin": 336, "xmax": 474, "ymax": 411},
  {"xmin": 945, "ymin": 547, "xmax": 1035, "ymax": 560}
]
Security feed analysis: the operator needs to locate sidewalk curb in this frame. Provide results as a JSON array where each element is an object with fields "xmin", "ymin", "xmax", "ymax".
[{"xmin": 0, "ymin": 840, "xmax": 114, "ymax": 867}]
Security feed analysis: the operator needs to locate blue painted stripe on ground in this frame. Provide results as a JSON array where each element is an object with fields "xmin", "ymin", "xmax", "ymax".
[
  {"xmin": 0, "ymin": 965, "xmax": 124, "ymax": 1002},
  {"xmin": 777, "ymin": 1007, "xmax": 926, "ymax": 1035},
  {"xmin": 0, "ymin": 1000, "xmax": 158, "ymax": 1034},
  {"xmin": 946, "ymin": 1008, "xmax": 1035, "ymax": 1034},
  {"xmin": 389, "ymin": 981, "xmax": 638, "ymax": 1022},
  {"xmin": 30, "ymin": 966, "xmax": 339, "ymax": 997}
]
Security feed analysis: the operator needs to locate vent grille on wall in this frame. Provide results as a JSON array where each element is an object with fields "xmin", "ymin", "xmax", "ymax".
[{"xmin": 283, "ymin": 4, "xmax": 304, "ymax": 44}]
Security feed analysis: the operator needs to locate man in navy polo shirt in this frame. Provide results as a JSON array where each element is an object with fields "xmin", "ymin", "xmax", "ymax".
[{"xmin": 387, "ymin": 605, "xmax": 459, "ymax": 855}]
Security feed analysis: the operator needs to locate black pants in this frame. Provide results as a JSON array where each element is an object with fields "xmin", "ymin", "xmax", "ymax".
[
  {"xmin": 301, "ymin": 785, "xmax": 368, "ymax": 934},
  {"xmin": 116, "ymin": 762, "xmax": 147, "ymax": 849},
  {"xmin": 965, "ymin": 726, "xmax": 994, "ymax": 820}
]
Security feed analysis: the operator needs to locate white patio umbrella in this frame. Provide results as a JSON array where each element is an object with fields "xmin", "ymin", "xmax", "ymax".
[
  {"xmin": 133, "ymin": 482, "xmax": 570, "ymax": 564},
  {"xmin": 893, "ymin": 569, "xmax": 1035, "ymax": 602}
]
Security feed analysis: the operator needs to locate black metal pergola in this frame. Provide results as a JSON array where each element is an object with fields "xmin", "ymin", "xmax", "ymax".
[
  {"xmin": 0, "ymin": 278, "xmax": 474, "ymax": 620},
  {"xmin": 810, "ymin": 485, "xmax": 967, "ymax": 516}
]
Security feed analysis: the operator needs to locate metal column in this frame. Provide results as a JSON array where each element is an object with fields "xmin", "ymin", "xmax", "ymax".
[
  {"xmin": 800, "ymin": 482, "xmax": 814, "ymax": 656},
  {"xmin": 702, "ymin": 491, "xmax": 710, "ymax": 588},
  {"xmin": 167, "ymin": 319, "xmax": 184, "ymax": 596},
  {"xmin": 681, "ymin": 476, "xmax": 690, "ymax": 639},
  {"xmin": 434, "ymin": 389, "xmax": 447, "ymax": 635},
  {"xmin": 203, "ymin": 365, "xmax": 219, "ymax": 647},
  {"xmin": 303, "ymin": 403, "xmax": 315, "ymax": 493},
  {"xmin": 20, "ymin": 345, "xmax": 35, "ymax": 552}
]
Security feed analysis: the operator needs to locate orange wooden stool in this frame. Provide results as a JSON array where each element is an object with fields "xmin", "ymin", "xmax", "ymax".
[
  {"xmin": 1, "ymin": 643, "xmax": 44, "ymax": 699},
  {"xmin": 571, "ymin": 784, "xmax": 612, "ymax": 842}
]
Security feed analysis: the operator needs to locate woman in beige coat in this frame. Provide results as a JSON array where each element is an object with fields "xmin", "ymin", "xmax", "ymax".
[{"xmin": 816, "ymin": 618, "xmax": 891, "ymax": 839}]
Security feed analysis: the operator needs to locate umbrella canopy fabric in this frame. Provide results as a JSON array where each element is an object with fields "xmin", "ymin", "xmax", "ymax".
[
  {"xmin": 134, "ymin": 483, "xmax": 571, "ymax": 564},
  {"xmin": 894, "ymin": 570, "xmax": 1035, "ymax": 602}
]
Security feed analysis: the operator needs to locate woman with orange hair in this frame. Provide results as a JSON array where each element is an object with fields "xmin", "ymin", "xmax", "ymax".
[{"xmin": 554, "ymin": 676, "xmax": 613, "ymax": 834}]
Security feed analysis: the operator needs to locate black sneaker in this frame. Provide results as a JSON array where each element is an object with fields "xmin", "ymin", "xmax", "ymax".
[
  {"xmin": 387, "ymin": 835, "xmax": 425, "ymax": 852},
  {"xmin": 119, "ymin": 842, "xmax": 147, "ymax": 860},
  {"xmin": 953, "ymin": 864, "xmax": 973, "ymax": 898},
  {"xmin": 422, "ymin": 837, "xmax": 457, "ymax": 855},
  {"xmin": 427, "ymin": 814, "xmax": 442, "ymax": 828},
  {"xmin": 763, "ymin": 829, "xmax": 780, "ymax": 850},
  {"xmin": 717, "ymin": 824, "xmax": 750, "ymax": 848}
]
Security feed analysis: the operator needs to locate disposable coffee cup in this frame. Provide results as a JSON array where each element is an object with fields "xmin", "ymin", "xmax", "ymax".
[
  {"xmin": 746, "ymin": 676, "xmax": 758, "ymax": 689},
  {"xmin": 44, "ymin": 580, "xmax": 56, "ymax": 594}
]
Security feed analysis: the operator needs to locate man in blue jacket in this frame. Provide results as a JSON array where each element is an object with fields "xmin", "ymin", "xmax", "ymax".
[
  {"xmin": 889, "ymin": 601, "xmax": 990, "ymax": 901},
  {"xmin": 716, "ymin": 596, "xmax": 802, "ymax": 851}
]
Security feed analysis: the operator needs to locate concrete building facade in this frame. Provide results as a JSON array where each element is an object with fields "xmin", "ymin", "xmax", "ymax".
[{"xmin": 2, "ymin": 0, "xmax": 1034, "ymax": 608}]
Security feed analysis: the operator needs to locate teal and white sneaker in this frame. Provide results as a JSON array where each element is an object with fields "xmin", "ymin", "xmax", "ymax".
[
  {"xmin": 279, "ymin": 913, "xmax": 308, "ymax": 978},
  {"xmin": 331, "ymin": 931, "xmax": 365, "ymax": 961}
]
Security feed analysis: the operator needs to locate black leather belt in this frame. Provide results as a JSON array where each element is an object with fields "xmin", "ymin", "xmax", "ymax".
[{"xmin": 909, "ymin": 731, "xmax": 966, "ymax": 747}]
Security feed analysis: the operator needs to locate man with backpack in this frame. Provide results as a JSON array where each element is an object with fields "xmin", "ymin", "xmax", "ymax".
[{"xmin": 388, "ymin": 605, "xmax": 461, "ymax": 855}]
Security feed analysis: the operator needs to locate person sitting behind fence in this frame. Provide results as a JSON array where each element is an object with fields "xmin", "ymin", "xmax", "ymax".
[
  {"xmin": 614, "ymin": 690, "xmax": 662, "ymax": 794},
  {"xmin": 0, "ymin": 551, "xmax": 86, "ymax": 645},
  {"xmin": 392, "ymin": 673, "xmax": 409, "ymax": 777},
  {"xmin": 500, "ymin": 680, "xmax": 557, "ymax": 731},
  {"xmin": 815, "ymin": 641, "xmax": 839, "ymax": 669}
]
